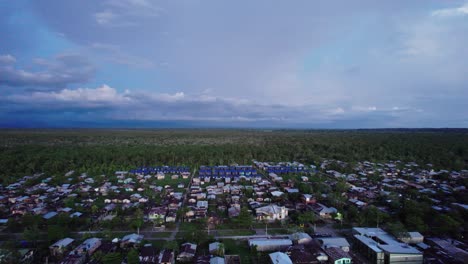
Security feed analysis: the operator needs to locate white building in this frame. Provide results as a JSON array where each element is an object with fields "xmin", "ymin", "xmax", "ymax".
[{"xmin": 255, "ymin": 205, "xmax": 288, "ymax": 222}]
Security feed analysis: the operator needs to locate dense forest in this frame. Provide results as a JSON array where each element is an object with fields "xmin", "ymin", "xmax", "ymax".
[{"xmin": 1, "ymin": 129, "xmax": 468, "ymax": 182}]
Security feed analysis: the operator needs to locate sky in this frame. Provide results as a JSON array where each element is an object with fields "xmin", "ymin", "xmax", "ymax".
[{"xmin": 1, "ymin": 0, "xmax": 468, "ymax": 128}]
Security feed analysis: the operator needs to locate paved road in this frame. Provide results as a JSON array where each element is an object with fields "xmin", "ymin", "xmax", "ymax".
[{"xmin": 168, "ymin": 168, "xmax": 196, "ymax": 240}]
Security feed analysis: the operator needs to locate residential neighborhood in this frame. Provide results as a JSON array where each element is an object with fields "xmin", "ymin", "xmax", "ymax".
[{"xmin": 0, "ymin": 158, "xmax": 466, "ymax": 263}]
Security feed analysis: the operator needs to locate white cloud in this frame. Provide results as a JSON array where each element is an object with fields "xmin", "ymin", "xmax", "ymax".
[
  {"xmin": 89, "ymin": 42, "xmax": 155, "ymax": 68},
  {"xmin": 0, "ymin": 54, "xmax": 16, "ymax": 64},
  {"xmin": 9, "ymin": 84, "xmax": 130, "ymax": 105},
  {"xmin": 94, "ymin": 0, "xmax": 164, "ymax": 27},
  {"xmin": 0, "ymin": 54, "xmax": 94, "ymax": 88},
  {"xmin": 431, "ymin": 3, "xmax": 468, "ymax": 17},
  {"xmin": 94, "ymin": 10, "xmax": 116, "ymax": 25}
]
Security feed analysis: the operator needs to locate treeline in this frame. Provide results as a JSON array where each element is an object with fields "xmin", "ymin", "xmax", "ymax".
[{"xmin": 0, "ymin": 129, "xmax": 467, "ymax": 182}]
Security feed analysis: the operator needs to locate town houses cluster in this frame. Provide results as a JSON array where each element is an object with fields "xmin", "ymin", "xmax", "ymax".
[{"xmin": 0, "ymin": 160, "xmax": 466, "ymax": 263}]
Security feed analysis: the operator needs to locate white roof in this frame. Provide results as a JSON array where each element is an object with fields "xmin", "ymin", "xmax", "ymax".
[
  {"xmin": 270, "ymin": 191, "xmax": 284, "ymax": 197},
  {"xmin": 256, "ymin": 204, "xmax": 286, "ymax": 214},
  {"xmin": 269, "ymin": 252, "xmax": 292, "ymax": 264},
  {"xmin": 50, "ymin": 238, "xmax": 74, "ymax": 248},
  {"xmin": 408, "ymin": 232, "xmax": 424, "ymax": 239}
]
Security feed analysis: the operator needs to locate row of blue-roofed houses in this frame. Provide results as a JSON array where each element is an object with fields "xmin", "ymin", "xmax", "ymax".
[
  {"xmin": 198, "ymin": 165, "xmax": 258, "ymax": 178},
  {"xmin": 253, "ymin": 160, "xmax": 317, "ymax": 175},
  {"xmin": 129, "ymin": 166, "xmax": 190, "ymax": 175}
]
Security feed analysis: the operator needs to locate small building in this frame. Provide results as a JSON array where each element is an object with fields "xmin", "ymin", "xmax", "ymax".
[
  {"xmin": 158, "ymin": 249, "xmax": 175, "ymax": 264},
  {"xmin": 302, "ymin": 194, "xmax": 316, "ymax": 204},
  {"xmin": 318, "ymin": 237, "xmax": 350, "ymax": 252},
  {"xmin": 269, "ymin": 251, "xmax": 292, "ymax": 264},
  {"xmin": 255, "ymin": 205, "xmax": 288, "ymax": 222},
  {"xmin": 148, "ymin": 207, "xmax": 167, "ymax": 223},
  {"xmin": 324, "ymin": 247, "xmax": 352, "ymax": 264},
  {"xmin": 209, "ymin": 242, "xmax": 225, "ymax": 256},
  {"xmin": 290, "ymin": 232, "xmax": 312, "ymax": 245},
  {"xmin": 352, "ymin": 227, "xmax": 422, "ymax": 264},
  {"xmin": 50, "ymin": 238, "xmax": 74, "ymax": 256},
  {"xmin": 399, "ymin": 232, "xmax": 424, "ymax": 244},
  {"xmin": 210, "ymin": 256, "xmax": 225, "ymax": 264},
  {"xmin": 43, "ymin": 211, "xmax": 58, "ymax": 220},
  {"xmin": 120, "ymin": 233, "xmax": 144, "ymax": 247},
  {"xmin": 140, "ymin": 244, "xmax": 158, "ymax": 264},
  {"xmin": 72, "ymin": 237, "xmax": 102, "ymax": 256},
  {"xmin": 177, "ymin": 243, "xmax": 197, "ymax": 262}
]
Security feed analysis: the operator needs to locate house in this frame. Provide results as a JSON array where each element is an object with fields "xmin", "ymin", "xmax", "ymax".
[
  {"xmin": 268, "ymin": 251, "xmax": 292, "ymax": 264},
  {"xmin": 70, "ymin": 212, "xmax": 82, "ymax": 218},
  {"xmin": 224, "ymin": 255, "xmax": 241, "ymax": 264},
  {"xmin": 43, "ymin": 211, "xmax": 58, "ymax": 220},
  {"xmin": 324, "ymin": 247, "xmax": 352, "ymax": 264},
  {"xmin": 290, "ymin": 232, "xmax": 312, "ymax": 245},
  {"xmin": 121, "ymin": 233, "xmax": 144, "ymax": 247},
  {"xmin": 72, "ymin": 237, "xmax": 101, "ymax": 256},
  {"xmin": 210, "ymin": 256, "xmax": 225, "ymax": 264},
  {"xmin": 60, "ymin": 253, "xmax": 86, "ymax": 264},
  {"xmin": 228, "ymin": 206, "xmax": 240, "ymax": 218},
  {"xmin": 148, "ymin": 207, "xmax": 167, "ymax": 223},
  {"xmin": 177, "ymin": 243, "xmax": 197, "ymax": 262},
  {"xmin": 196, "ymin": 256, "xmax": 211, "ymax": 264},
  {"xmin": 165, "ymin": 211, "xmax": 177, "ymax": 222},
  {"xmin": 197, "ymin": 201, "xmax": 208, "ymax": 209},
  {"xmin": 398, "ymin": 232, "xmax": 424, "ymax": 244},
  {"xmin": 158, "ymin": 250, "xmax": 175, "ymax": 264},
  {"xmin": 302, "ymin": 194, "xmax": 316, "ymax": 204},
  {"xmin": 140, "ymin": 244, "xmax": 158, "ymax": 264},
  {"xmin": 318, "ymin": 237, "xmax": 350, "ymax": 252},
  {"xmin": 209, "ymin": 242, "xmax": 225, "ymax": 256},
  {"xmin": 255, "ymin": 205, "xmax": 288, "ymax": 222},
  {"xmin": 312, "ymin": 203, "xmax": 337, "ymax": 218},
  {"xmin": 270, "ymin": 191, "xmax": 284, "ymax": 198},
  {"xmin": 287, "ymin": 244, "xmax": 328, "ymax": 264},
  {"xmin": 50, "ymin": 238, "xmax": 74, "ymax": 256}
]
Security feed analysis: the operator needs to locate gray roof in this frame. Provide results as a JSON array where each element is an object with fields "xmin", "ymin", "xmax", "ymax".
[
  {"xmin": 209, "ymin": 242, "xmax": 223, "ymax": 252},
  {"xmin": 43, "ymin": 211, "xmax": 58, "ymax": 219},
  {"xmin": 50, "ymin": 238, "xmax": 74, "ymax": 248},
  {"xmin": 210, "ymin": 256, "xmax": 225, "ymax": 264},
  {"xmin": 379, "ymin": 244, "xmax": 421, "ymax": 254}
]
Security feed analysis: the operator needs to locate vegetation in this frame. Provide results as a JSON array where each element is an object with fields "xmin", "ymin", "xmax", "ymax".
[{"xmin": 1, "ymin": 129, "xmax": 467, "ymax": 183}]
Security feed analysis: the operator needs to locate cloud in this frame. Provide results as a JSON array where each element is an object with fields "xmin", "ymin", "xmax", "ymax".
[
  {"xmin": 94, "ymin": 0, "xmax": 164, "ymax": 27},
  {"xmin": 1, "ymin": 84, "xmax": 429, "ymax": 128},
  {"xmin": 90, "ymin": 43, "xmax": 155, "ymax": 68},
  {"xmin": 0, "ymin": 54, "xmax": 16, "ymax": 64},
  {"xmin": 94, "ymin": 10, "xmax": 117, "ymax": 25},
  {"xmin": 4, "ymin": 1, "xmax": 468, "ymax": 127},
  {"xmin": 0, "ymin": 54, "xmax": 95, "ymax": 89},
  {"xmin": 431, "ymin": 3, "xmax": 468, "ymax": 17}
]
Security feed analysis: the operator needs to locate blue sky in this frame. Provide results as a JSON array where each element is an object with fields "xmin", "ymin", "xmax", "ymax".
[{"xmin": 1, "ymin": 0, "xmax": 468, "ymax": 128}]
